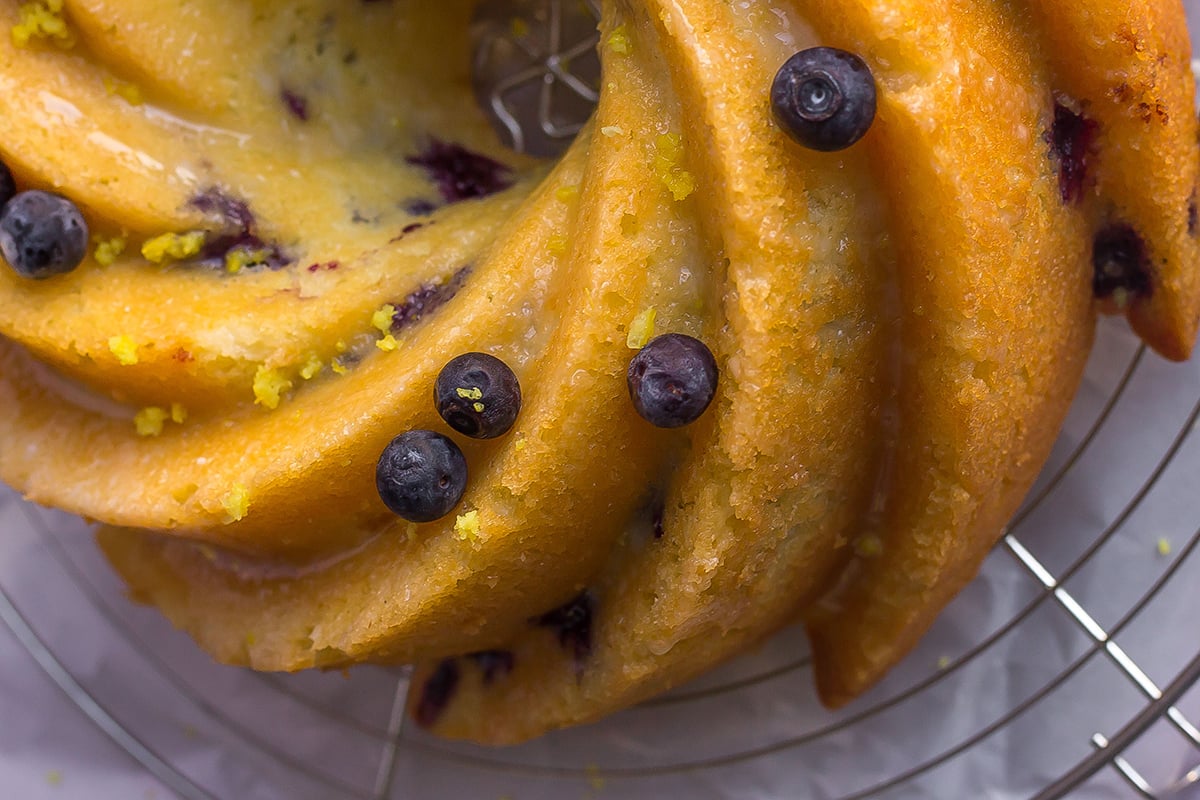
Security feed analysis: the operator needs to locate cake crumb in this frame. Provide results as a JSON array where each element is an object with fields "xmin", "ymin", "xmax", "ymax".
[
  {"xmin": 93, "ymin": 234, "xmax": 126, "ymax": 266},
  {"xmin": 600, "ymin": 125, "xmax": 625, "ymax": 138},
  {"xmin": 108, "ymin": 335, "xmax": 139, "ymax": 366},
  {"xmin": 454, "ymin": 510, "xmax": 483, "ymax": 543},
  {"xmin": 221, "ymin": 483, "xmax": 250, "ymax": 522},
  {"xmin": 142, "ymin": 231, "xmax": 206, "ymax": 264},
  {"xmin": 12, "ymin": 0, "xmax": 74, "ymax": 49},
  {"xmin": 626, "ymin": 307, "xmax": 657, "ymax": 350},
  {"xmin": 253, "ymin": 366, "xmax": 293, "ymax": 409},
  {"xmin": 134, "ymin": 407, "xmax": 169, "ymax": 437}
]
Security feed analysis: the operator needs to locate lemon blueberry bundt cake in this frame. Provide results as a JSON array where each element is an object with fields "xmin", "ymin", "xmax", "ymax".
[{"xmin": 0, "ymin": 0, "xmax": 1197, "ymax": 744}]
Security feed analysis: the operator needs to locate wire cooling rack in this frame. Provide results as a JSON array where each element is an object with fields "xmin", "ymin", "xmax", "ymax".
[{"xmin": 4, "ymin": 1, "xmax": 1200, "ymax": 797}]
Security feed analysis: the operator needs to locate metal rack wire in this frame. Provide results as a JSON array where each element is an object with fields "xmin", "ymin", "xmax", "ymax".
[{"xmin": 2, "ymin": 1, "xmax": 1200, "ymax": 796}]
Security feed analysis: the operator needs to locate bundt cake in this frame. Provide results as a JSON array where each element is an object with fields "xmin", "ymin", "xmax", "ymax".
[{"xmin": 0, "ymin": 0, "xmax": 1197, "ymax": 744}]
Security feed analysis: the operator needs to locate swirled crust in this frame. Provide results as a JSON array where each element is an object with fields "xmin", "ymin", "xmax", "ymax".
[{"xmin": 0, "ymin": 0, "xmax": 1197, "ymax": 744}]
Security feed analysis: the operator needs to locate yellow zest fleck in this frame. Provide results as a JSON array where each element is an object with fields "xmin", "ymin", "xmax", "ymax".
[
  {"xmin": 245, "ymin": 632, "xmax": 258, "ymax": 647},
  {"xmin": 221, "ymin": 483, "xmax": 251, "ymax": 522},
  {"xmin": 607, "ymin": 25, "xmax": 631, "ymax": 55},
  {"xmin": 253, "ymin": 366, "xmax": 293, "ymax": 410},
  {"xmin": 547, "ymin": 234, "xmax": 569, "ymax": 254},
  {"xmin": 1158, "ymin": 537, "xmax": 1172, "ymax": 556},
  {"xmin": 555, "ymin": 184, "xmax": 580, "ymax": 202},
  {"xmin": 225, "ymin": 247, "xmax": 271, "ymax": 274},
  {"xmin": 103, "ymin": 76, "xmax": 143, "ymax": 105},
  {"xmin": 514, "ymin": 435, "xmax": 527, "ymax": 452},
  {"xmin": 654, "ymin": 133, "xmax": 696, "ymax": 201},
  {"xmin": 335, "ymin": 339, "xmax": 349, "ymax": 353},
  {"xmin": 107, "ymin": 335, "xmax": 139, "ymax": 366},
  {"xmin": 456, "ymin": 386, "xmax": 484, "ymax": 401},
  {"xmin": 142, "ymin": 231, "xmax": 206, "ymax": 264},
  {"xmin": 473, "ymin": 402, "xmax": 485, "ymax": 413},
  {"xmin": 626, "ymin": 307, "xmax": 657, "ymax": 350},
  {"xmin": 299, "ymin": 353, "xmax": 324, "ymax": 380},
  {"xmin": 586, "ymin": 764, "xmax": 606, "ymax": 792},
  {"xmin": 454, "ymin": 510, "xmax": 482, "ymax": 542},
  {"xmin": 376, "ymin": 334, "xmax": 399, "ymax": 352},
  {"xmin": 510, "ymin": 17, "xmax": 530, "ymax": 38},
  {"xmin": 372, "ymin": 304, "xmax": 397, "ymax": 335},
  {"xmin": 45, "ymin": 770, "xmax": 62, "ymax": 787},
  {"xmin": 93, "ymin": 235, "xmax": 126, "ymax": 266},
  {"xmin": 854, "ymin": 534, "xmax": 884, "ymax": 558},
  {"xmin": 600, "ymin": 125, "xmax": 625, "ymax": 138},
  {"xmin": 170, "ymin": 403, "xmax": 187, "ymax": 424},
  {"xmin": 134, "ymin": 407, "xmax": 169, "ymax": 437},
  {"xmin": 12, "ymin": 0, "xmax": 74, "ymax": 49},
  {"xmin": 937, "ymin": 656, "xmax": 952, "ymax": 670},
  {"xmin": 331, "ymin": 359, "xmax": 349, "ymax": 376}
]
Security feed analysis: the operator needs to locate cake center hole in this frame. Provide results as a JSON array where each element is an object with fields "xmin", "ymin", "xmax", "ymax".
[{"xmin": 471, "ymin": 0, "xmax": 602, "ymax": 158}]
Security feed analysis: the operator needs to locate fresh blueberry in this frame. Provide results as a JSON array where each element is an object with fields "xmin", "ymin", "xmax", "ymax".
[
  {"xmin": 434, "ymin": 352, "xmax": 521, "ymax": 439},
  {"xmin": 771, "ymin": 47, "xmax": 877, "ymax": 152},
  {"xmin": 627, "ymin": 334, "xmax": 719, "ymax": 428},
  {"xmin": 376, "ymin": 430, "xmax": 468, "ymax": 522},
  {"xmin": 0, "ymin": 161, "xmax": 16, "ymax": 209},
  {"xmin": 0, "ymin": 190, "xmax": 89, "ymax": 279}
]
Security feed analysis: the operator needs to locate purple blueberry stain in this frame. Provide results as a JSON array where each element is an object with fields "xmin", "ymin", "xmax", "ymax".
[
  {"xmin": 1189, "ymin": 192, "xmax": 1197, "ymax": 237},
  {"xmin": 1093, "ymin": 223, "xmax": 1153, "ymax": 301},
  {"xmin": 1049, "ymin": 101, "xmax": 1099, "ymax": 206},
  {"xmin": 406, "ymin": 140, "xmax": 513, "ymax": 203},
  {"xmin": 415, "ymin": 659, "xmax": 461, "ymax": 728},
  {"xmin": 535, "ymin": 591, "xmax": 594, "ymax": 674},
  {"xmin": 404, "ymin": 199, "xmax": 437, "ymax": 217},
  {"xmin": 189, "ymin": 187, "xmax": 255, "ymax": 233},
  {"xmin": 468, "ymin": 650, "xmax": 515, "ymax": 685},
  {"xmin": 281, "ymin": 88, "xmax": 310, "ymax": 122},
  {"xmin": 188, "ymin": 187, "xmax": 289, "ymax": 271},
  {"xmin": 652, "ymin": 502, "xmax": 665, "ymax": 540},
  {"xmin": 388, "ymin": 265, "xmax": 471, "ymax": 332}
]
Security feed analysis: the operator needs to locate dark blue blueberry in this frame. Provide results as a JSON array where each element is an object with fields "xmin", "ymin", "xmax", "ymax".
[
  {"xmin": 535, "ymin": 591, "xmax": 594, "ymax": 670},
  {"xmin": 0, "ymin": 191, "xmax": 88, "ymax": 279},
  {"xmin": 627, "ymin": 334, "xmax": 719, "ymax": 429},
  {"xmin": 376, "ymin": 430, "xmax": 468, "ymax": 522},
  {"xmin": 435, "ymin": 353, "xmax": 521, "ymax": 439},
  {"xmin": 467, "ymin": 650, "xmax": 515, "ymax": 685},
  {"xmin": 406, "ymin": 140, "xmax": 512, "ymax": 203},
  {"xmin": 771, "ymin": 47, "xmax": 877, "ymax": 152},
  {"xmin": 1093, "ymin": 223, "xmax": 1153, "ymax": 301},
  {"xmin": 0, "ymin": 161, "xmax": 16, "ymax": 209},
  {"xmin": 414, "ymin": 659, "xmax": 460, "ymax": 728},
  {"xmin": 1050, "ymin": 101, "xmax": 1098, "ymax": 205}
]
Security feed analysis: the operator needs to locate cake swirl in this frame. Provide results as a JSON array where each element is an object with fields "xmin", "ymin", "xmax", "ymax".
[{"xmin": 0, "ymin": 0, "xmax": 1197, "ymax": 744}]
